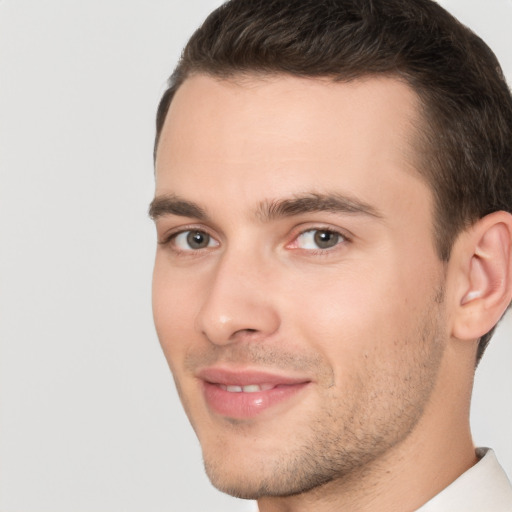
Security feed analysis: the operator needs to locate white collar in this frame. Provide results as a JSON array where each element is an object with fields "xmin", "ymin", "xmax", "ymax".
[{"xmin": 417, "ymin": 448, "xmax": 512, "ymax": 511}]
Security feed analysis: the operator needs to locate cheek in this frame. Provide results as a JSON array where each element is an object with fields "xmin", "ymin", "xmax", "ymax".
[
  {"xmin": 280, "ymin": 258, "xmax": 437, "ymax": 371},
  {"xmin": 152, "ymin": 260, "xmax": 201, "ymax": 368}
]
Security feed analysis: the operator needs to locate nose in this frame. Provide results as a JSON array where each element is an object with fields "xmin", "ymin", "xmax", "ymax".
[{"xmin": 196, "ymin": 250, "xmax": 280, "ymax": 345}]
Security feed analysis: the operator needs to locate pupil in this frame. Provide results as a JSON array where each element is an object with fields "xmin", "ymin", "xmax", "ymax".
[
  {"xmin": 314, "ymin": 230, "xmax": 338, "ymax": 249},
  {"xmin": 187, "ymin": 231, "xmax": 209, "ymax": 249}
]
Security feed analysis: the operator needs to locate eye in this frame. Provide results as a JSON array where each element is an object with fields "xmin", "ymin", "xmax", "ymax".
[
  {"xmin": 293, "ymin": 229, "xmax": 344, "ymax": 250},
  {"xmin": 172, "ymin": 230, "xmax": 218, "ymax": 251}
]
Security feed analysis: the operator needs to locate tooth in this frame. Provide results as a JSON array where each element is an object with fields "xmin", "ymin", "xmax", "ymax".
[
  {"xmin": 226, "ymin": 385, "xmax": 243, "ymax": 392},
  {"xmin": 242, "ymin": 385, "xmax": 261, "ymax": 393}
]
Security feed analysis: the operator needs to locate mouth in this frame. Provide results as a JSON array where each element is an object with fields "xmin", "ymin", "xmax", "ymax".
[{"xmin": 197, "ymin": 368, "xmax": 311, "ymax": 420}]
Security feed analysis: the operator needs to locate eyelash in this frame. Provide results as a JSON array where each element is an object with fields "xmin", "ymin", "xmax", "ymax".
[{"xmin": 159, "ymin": 225, "xmax": 351, "ymax": 255}]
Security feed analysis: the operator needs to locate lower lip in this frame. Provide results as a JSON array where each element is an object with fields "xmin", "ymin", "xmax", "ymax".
[{"xmin": 202, "ymin": 381, "xmax": 309, "ymax": 419}]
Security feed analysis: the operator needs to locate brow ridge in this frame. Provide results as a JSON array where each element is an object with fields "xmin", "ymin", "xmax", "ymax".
[{"xmin": 149, "ymin": 191, "xmax": 382, "ymax": 223}]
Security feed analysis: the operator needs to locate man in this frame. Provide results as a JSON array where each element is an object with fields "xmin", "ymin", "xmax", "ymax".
[{"xmin": 149, "ymin": 0, "xmax": 512, "ymax": 510}]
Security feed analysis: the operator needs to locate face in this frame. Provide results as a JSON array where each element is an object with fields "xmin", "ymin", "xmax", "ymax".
[{"xmin": 152, "ymin": 74, "xmax": 448, "ymax": 499}]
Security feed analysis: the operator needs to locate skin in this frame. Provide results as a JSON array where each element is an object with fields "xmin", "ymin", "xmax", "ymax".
[{"xmin": 152, "ymin": 74, "xmax": 489, "ymax": 511}]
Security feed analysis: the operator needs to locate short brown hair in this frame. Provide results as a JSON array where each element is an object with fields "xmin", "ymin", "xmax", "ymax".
[{"xmin": 154, "ymin": 0, "xmax": 512, "ymax": 361}]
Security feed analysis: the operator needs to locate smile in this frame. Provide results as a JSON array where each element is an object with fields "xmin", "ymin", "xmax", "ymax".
[{"xmin": 197, "ymin": 368, "xmax": 311, "ymax": 419}]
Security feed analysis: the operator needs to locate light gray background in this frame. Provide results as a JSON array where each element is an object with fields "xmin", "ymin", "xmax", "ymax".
[{"xmin": 0, "ymin": 1, "xmax": 510, "ymax": 511}]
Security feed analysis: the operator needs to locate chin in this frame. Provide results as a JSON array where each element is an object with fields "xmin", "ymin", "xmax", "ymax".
[
  {"xmin": 201, "ymin": 442, "xmax": 348, "ymax": 500},
  {"xmin": 204, "ymin": 462, "xmax": 303, "ymax": 500}
]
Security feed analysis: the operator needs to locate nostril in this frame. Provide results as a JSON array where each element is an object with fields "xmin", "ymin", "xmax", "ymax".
[
  {"xmin": 232, "ymin": 328, "xmax": 258, "ymax": 337},
  {"xmin": 229, "ymin": 328, "xmax": 260, "ymax": 341}
]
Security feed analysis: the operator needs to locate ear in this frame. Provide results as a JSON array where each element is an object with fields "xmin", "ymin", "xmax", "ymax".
[{"xmin": 451, "ymin": 211, "xmax": 512, "ymax": 341}]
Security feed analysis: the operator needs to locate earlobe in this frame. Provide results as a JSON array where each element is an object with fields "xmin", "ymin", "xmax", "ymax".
[{"xmin": 452, "ymin": 211, "xmax": 512, "ymax": 341}]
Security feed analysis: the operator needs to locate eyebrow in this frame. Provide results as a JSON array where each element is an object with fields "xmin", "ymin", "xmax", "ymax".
[
  {"xmin": 148, "ymin": 192, "xmax": 382, "ymax": 222},
  {"xmin": 257, "ymin": 192, "xmax": 383, "ymax": 221},
  {"xmin": 149, "ymin": 194, "xmax": 209, "ymax": 221}
]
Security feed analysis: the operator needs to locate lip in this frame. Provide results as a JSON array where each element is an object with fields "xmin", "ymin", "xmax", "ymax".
[{"xmin": 197, "ymin": 367, "xmax": 311, "ymax": 419}]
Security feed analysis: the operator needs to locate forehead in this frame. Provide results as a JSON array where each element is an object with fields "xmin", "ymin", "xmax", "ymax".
[{"xmin": 155, "ymin": 73, "xmax": 428, "ymax": 219}]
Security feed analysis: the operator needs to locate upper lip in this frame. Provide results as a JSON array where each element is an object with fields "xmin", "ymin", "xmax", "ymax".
[{"xmin": 197, "ymin": 367, "xmax": 311, "ymax": 387}]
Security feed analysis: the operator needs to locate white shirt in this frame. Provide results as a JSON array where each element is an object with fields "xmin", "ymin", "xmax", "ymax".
[{"xmin": 417, "ymin": 448, "xmax": 512, "ymax": 511}]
